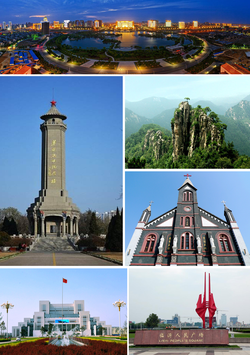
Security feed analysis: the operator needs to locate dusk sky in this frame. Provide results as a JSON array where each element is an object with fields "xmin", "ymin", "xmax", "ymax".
[
  {"xmin": 0, "ymin": 268, "xmax": 127, "ymax": 330},
  {"xmin": 130, "ymin": 268, "xmax": 250, "ymax": 324},
  {"xmin": 0, "ymin": 76, "xmax": 122, "ymax": 215},
  {"xmin": 125, "ymin": 171, "xmax": 250, "ymax": 252},
  {"xmin": 1, "ymin": 0, "xmax": 250, "ymax": 24}
]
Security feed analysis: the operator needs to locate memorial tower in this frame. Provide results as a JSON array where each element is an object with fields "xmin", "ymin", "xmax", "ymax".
[{"xmin": 27, "ymin": 100, "xmax": 80, "ymax": 237}]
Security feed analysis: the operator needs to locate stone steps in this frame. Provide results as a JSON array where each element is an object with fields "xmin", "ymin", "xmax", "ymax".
[{"xmin": 31, "ymin": 237, "xmax": 75, "ymax": 252}]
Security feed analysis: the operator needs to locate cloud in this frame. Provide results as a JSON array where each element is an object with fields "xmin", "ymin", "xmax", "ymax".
[
  {"xmin": 86, "ymin": 15, "xmax": 96, "ymax": 18},
  {"xmin": 29, "ymin": 15, "xmax": 50, "ymax": 18}
]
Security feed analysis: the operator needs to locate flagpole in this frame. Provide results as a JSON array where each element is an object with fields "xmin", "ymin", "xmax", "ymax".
[{"xmin": 62, "ymin": 278, "xmax": 63, "ymax": 333}]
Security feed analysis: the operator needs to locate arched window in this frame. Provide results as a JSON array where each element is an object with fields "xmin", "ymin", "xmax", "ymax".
[
  {"xmin": 144, "ymin": 235, "xmax": 156, "ymax": 252},
  {"xmin": 52, "ymin": 118, "xmax": 55, "ymax": 124},
  {"xmin": 185, "ymin": 217, "xmax": 190, "ymax": 226},
  {"xmin": 180, "ymin": 232, "xmax": 195, "ymax": 250},
  {"xmin": 219, "ymin": 234, "xmax": 232, "ymax": 252}
]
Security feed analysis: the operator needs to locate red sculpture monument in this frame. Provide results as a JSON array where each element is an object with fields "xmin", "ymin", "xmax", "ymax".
[{"xmin": 196, "ymin": 273, "xmax": 217, "ymax": 328}]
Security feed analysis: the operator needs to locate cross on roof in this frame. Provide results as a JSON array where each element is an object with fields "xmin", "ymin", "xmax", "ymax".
[
  {"xmin": 184, "ymin": 173, "xmax": 192, "ymax": 178},
  {"xmin": 222, "ymin": 200, "xmax": 226, "ymax": 206},
  {"xmin": 149, "ymin": 201, "xmax": 154, "ymax": 206}
]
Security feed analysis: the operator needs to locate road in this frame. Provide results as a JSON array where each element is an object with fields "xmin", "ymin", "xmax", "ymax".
[{"xmin": 0, "ymin": 251, "xmax": 118, "ymax": 266}]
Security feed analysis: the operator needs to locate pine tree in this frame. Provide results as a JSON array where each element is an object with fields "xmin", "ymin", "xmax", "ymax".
[{"xmin": 105, "ymin": 208, "xmax": 122, "ymax": 252}]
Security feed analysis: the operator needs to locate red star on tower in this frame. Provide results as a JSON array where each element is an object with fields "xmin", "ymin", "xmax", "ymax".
[{"xmin": 50, "ymin": 100, "xmax": 56, "ymax": 106}]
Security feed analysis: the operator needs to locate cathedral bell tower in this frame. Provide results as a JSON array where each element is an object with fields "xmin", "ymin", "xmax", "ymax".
[{"xmin": 27, "ymin": 101, "xmax": 80, "ymax": 238}]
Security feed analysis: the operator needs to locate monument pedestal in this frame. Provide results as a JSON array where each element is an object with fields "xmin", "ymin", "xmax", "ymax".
[{"xmin": 134, "ymin": 329, "xmax": 229, "ymax": 346}]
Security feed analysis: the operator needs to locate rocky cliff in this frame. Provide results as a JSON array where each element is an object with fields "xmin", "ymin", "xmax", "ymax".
[
  {"xmin": 171, "ymin": 101, "xmax": 224, "ymax": 161},
  {"xmin": 143, "ymin": 129, "xmax": 168, "ymax": 160}
]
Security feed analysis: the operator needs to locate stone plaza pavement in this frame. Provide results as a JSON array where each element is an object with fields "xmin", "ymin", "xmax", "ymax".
[
  {"xmin": 130, "ymin": 346, "xmax": 250, "ymax": 355},
  {"xmin": 0, "ymin": 251, "xmax": 117, "ymax": 266}
]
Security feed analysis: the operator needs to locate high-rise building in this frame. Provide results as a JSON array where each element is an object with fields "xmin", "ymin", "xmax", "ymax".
[
  {"xmin": 3, "ymin": 21, "xmax": 6, "ymax": 29},
  {"xmin": 41, "ymin": 17, "xmax": 49, "ymax": 35},
  {"xmin": 230, "ymin": 317, "xmax": 238, "ymax": 325},
  {"xmin": 94, "ymin": 20, "xmax": 102, "ymax": 28},
  {"xmin": 33, "ymin": 23, "xmax": 42, "ymax": 30},
  {"xmin": 221, "ymin": 314, "xmax": 227, "ymax": 326},
  {"xmin": 193, "ymin": 21, "xmax": 198, "ymax": 28},
  {"xmin": 165, "ymin": 20, "xmax": 172, "ymax": 27},
  {"xmin": 179, "ymin": 22, "xmax": 185, "ymax": 29},
  {"xmin": 53, "ymin": 21, "xmax": 60, "ymax": 29},
  {"xmin": 27, "ymin": 101, "xmax": 80, "ymax": 238},
  {"xmin": 86, "ymin": 20, "xmax": 93, "ymax": 27},
  {"xmin": 148, "ymin": 20, "xmax": 157, "ymax": 28},
  {"xmin": 8, "ymin": 21, "xmax": 12, "ymax": 30},
  {"xmin": 12, "ymin": 300, "xmax": 112, "ymax": 337},
  {"xmin": 64, "ymin": 20, "xmax": 70, "ymax": 28}
]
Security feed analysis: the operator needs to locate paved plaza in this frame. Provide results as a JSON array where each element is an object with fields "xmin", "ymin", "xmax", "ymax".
[{"xmin": 0, "ymin": 251, "xmax": 117, "ymax": 266}]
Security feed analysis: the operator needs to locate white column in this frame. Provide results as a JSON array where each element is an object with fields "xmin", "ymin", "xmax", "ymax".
[
  {"xmin": 76, "ymin": 218, "xmax": 79, "ymax": 235},
  {"xmin": 34, "ymin": 216, "xmax": 38, "ymax": 236},
  {"xmin": 63, "ymin": 217, "xmax": 66, "ymax": 238},
  {"xmin": 70, "ymin": 218, "xmax": 73, "ymax": 237},
  {"xmin": 41, "ymin": 216, "xmax": 45, "ymax": 237}
]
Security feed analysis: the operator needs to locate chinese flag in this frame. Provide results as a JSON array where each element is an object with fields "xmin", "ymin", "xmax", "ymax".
[{"xmin": 63, "ymin": 278, "xmax": 67, "ymax": 283}]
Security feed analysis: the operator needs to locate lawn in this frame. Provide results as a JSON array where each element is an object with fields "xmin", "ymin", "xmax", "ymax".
[
  {"xmin": 82, "ymin": 251, "xmax": 122, "ymax": 264},
  {"xmin": 0, "ymin": 252, "xmax": 20, "ymax": 260}
]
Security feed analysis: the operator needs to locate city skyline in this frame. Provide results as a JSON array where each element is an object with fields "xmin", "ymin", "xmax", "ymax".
[
  {"xmin": 129, "ymin": 268, "xmax": 250, "ymax": 324},
  {"xmin": 2, "ymin": 0, "xmax": 250, "ymax": 24},
  {"xmin": 0, "ymin": 76, "xmax": 123, "ymax": 215},
  {"xmin": 0, "ymin": 268, "xmax": 127, "ymax": 330}
]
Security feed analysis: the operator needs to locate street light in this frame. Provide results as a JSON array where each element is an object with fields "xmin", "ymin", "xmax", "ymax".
[
  {"xmin": 1, "ymin": 301, "xmax": 14, "ymax": 338},
  {"xmin": 113, "ymin": 299, "xmax": 126, "ymax": 336}
]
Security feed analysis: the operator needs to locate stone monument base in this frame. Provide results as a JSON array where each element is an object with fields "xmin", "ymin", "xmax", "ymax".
[{"xmin": 134, "ymin": 329, "xmax": 229, "ymax": 346}]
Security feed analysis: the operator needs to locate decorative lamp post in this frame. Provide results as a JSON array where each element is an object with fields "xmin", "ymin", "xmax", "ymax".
[
  {"xmin": 113, "ymin": 299, "xmax": 126, "ymax": 336},
  {"xmin": 1, "ymin": 302, "xmax": 14, "ymax": 338}
]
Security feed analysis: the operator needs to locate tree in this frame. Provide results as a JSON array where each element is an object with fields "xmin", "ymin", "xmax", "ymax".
[
  {"xmin": 40, "ymin": 326, "xmax": 46, "ymax": 337},
  {"xmin": 105, "ymin": 208, "xmax": 122, "ymax": 252},
  {"xmin": 0, "ymin": 321, "xmax": 6, "ymax": 335},
  {"xmin": 48, "ymin": 323, "xmax": 54, "ymax": 336},
  {"xmin": 21, "ymin": 327, "xmax": 27, "ymax": 337},
  {"xmin": 145, "ymin": 313, "xmax": 160, "ymax": 328},
  {"xmin": 184, "ymin": 97, "xmax": 190, "ymax": 101},
  {"xmin": 80, "ymin": 326, "xmax": 85, "ymax": 336},
  {"xmin": 89, "ymin": 212, "xmax": 99, "ymax": 236}
]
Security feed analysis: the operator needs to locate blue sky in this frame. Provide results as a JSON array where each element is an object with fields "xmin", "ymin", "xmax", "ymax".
[
  {"xmin": 125, "ymin": 171, "xmax": 250, "ymax": 251},
  {"xmin": 130, "ymin": 268, "xmax": 250, "ymax": 324},
  {"xmin": 2, "ymin": 0, "xmax": 250, "ymax": 24},
  {"xmin": 0, "ymin": 268, "xmax": 127, "ymax": 330},
  {"xmin": 125, "ymin": 76, "xmax": 250, "ymax": 103},
  {"xmin": 0, "ymin": 76, "xmax": 122, "ymax": 215}
]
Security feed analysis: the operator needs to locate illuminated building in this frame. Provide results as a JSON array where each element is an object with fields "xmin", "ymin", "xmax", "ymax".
[
  {"xmin": 33, "ymin": 23, "xmax": 42, "ymax": 30},
  {"xmin": 12, "ymin": 300, "xmax": 112, "ymax": 337},
  {"xmin": 8, "ymin": 21, "xmax": 12, "ymax": 30},
  {"xmin": 53, "ymin": 21, "xmax": 60, "ymax": 29},
  {"xmin": 179, "ymin": 22, "xmax": 185, "ymax": 29},
  {"xmin": 116, "ymin": 21, "xmax": 134, "ymax": 29},
  {"xmin": 165, "ymin": 20, "xmax": 172, "ymax": 27},
  {"xmin": 222, "ymin": 23, "xmax": 232, "ymax": 27},
  {"xmin": 148, "ymin": 20, "xmax": 157, "ymax": 28},
  {"xmin": 94, "ymin": 20, "xmax": 102, "ymax": 28},
  {"xmin": 220, "ymin": 63, "xmax": 250, "ymax": 74},
  {"xmin": 64, "ymin": 20, "xmax": 70, "ymax": 28},
  {"xmin": 86, "ymin": 20, "xmax": 93, "ymax": 27},
  {"xmin": 193, "ymin": 21, "xmax": 198, "ymax": 28},
  {"xmin": 3, "ymin": 21, "xmax": 6, "ymax": 29},
  {"xmin": 42, "ymin": 17, "xmax": 49, "ymax": 35}
]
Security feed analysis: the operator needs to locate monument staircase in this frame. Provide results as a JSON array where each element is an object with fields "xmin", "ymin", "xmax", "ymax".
[{"xmin": 31, "ymin": 236, "xmax": 75, "ymax": 252}]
